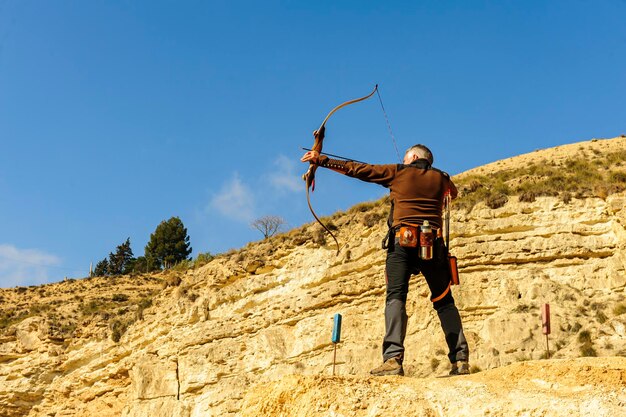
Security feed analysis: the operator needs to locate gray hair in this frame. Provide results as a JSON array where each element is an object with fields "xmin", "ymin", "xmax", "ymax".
[{"xmin": 405, "ymin": 144, "xmax": 434, "ymax": 165}]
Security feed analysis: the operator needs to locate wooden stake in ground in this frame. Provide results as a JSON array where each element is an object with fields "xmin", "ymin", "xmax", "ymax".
[
  {"xmin": 331, "ymin": 314, "xmax": 342, "ymax": 375},
  {"xmin": 542, "ymin": 304, "xmax": 551, "ymax": 358}
]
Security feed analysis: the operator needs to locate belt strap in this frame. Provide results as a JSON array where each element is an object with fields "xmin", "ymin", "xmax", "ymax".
[
  {"xmin": 431, "ymin": 282, "xmax": 451, "ymax": 303},
  {"xmin": 394, "ymin": 228, "xmax": 442, "ymax": 238}
]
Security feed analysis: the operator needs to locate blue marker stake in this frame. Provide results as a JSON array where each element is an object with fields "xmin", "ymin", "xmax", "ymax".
[
  {"xmin": 332, "ymin": 314, "xmax": 342, "ymax": 375},
  {"xmin": 332, "ymin": 314, "xmax": 342, "ymax": 343}
]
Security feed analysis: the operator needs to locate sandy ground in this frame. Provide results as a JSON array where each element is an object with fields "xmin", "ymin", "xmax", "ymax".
[{"xmin": 241, "ymin": 357, "xmax": 626, "ymax": 417}]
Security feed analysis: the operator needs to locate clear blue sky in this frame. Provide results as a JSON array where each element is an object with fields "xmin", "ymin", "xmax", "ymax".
[{"xmin": 1, "ymin": 0, "xmax": 625, "ymax": 287}]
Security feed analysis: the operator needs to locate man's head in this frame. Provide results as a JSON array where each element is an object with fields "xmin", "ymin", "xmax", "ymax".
[{"xmin": 403, "ymin": 144, "xmax": 434, "ymax": 165}]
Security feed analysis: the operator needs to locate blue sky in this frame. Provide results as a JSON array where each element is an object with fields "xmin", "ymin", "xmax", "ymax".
[{"xmin": 1, "ymin": 0, "xmax": 625, "ymax": 287}]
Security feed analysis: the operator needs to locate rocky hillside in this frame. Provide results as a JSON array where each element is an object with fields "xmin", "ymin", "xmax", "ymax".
[{"xmin": 1, "ymin": 136, "xmax": 625, "ymax": 417}]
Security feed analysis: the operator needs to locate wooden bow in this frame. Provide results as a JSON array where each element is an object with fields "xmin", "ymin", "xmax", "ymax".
[{"xmin": 302, "ymin": 85, "xmax": 379, "ymax": 254}]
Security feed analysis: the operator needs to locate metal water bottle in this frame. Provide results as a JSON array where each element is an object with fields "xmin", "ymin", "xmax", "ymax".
[{"xmin": 419, "ymin": 221, "xmax": 433, "ymax": 260}]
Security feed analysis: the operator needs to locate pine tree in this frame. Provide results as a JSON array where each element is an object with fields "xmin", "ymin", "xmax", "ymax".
[
  {"xmin": 108, "ymin": 238, "xmax": 135, "ymax": 275},
  {"xmin": 145, "ymin": 217, "xmax": 192, "ymax": 269},
  {"xmin": 94, "ymin": 258, "xmax": 109, "ymax": 276},
  {"xmin": 130, "ymin": 256, "xmax": 150, "ymax": 273}
]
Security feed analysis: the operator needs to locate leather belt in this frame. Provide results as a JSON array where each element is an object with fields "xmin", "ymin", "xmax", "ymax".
[{"xmin": 394, "ymin": 228, "xmax": 442, "ymax": 238}]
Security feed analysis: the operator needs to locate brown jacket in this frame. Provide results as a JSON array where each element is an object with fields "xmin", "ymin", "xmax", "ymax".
[{"xmin": 318, "ymin": 156, "xmax": 457, "ymax": 230}]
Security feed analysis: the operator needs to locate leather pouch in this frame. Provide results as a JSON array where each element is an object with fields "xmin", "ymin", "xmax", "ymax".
[
  {"xmin": 398, "ymin": 226, "xmax": 418, "ymax": 247},
  {"xmin": 449, "ymin": 255, "xmax": 460, "ymax": 285}
]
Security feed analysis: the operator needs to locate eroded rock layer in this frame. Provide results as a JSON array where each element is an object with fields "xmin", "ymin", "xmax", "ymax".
[{"xmin": 1, "ymin": 137, "xmax": 625, "ymax": 417}]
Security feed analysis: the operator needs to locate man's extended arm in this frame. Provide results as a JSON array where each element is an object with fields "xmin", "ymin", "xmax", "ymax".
[{"xmin": 301, "ymin": 150, "xmax": 396, "ymax": 186}]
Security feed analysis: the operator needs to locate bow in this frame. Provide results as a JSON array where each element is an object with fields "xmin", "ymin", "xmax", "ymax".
[{"xmin": 302, "ymin": 84, "xmax": 379, "ymax": 254}]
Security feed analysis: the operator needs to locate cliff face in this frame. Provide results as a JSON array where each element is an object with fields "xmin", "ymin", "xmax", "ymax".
[{"xmin": 1, "ymin": 137, "xmax": 625, "ymax": 417}]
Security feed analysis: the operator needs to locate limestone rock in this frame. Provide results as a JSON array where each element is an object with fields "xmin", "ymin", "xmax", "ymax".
[{"xmin": 0, "ymin": 137, "xmax": 625, "ymax": 416}]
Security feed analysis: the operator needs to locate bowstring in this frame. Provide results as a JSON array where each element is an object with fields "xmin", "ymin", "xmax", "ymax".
[{"xmin": 375, "ymin": 86, "xmax": 402, "ymax": 163}]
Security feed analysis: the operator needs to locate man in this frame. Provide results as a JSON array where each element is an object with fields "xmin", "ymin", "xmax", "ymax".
[{"xmin": 301, "ymin": 143, "xmax": 469, "ymax": 376}]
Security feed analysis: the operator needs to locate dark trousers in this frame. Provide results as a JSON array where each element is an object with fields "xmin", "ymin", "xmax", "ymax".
[{"xmin": 383, "ymin": 237, "xmax": 469, "ymax": 364}]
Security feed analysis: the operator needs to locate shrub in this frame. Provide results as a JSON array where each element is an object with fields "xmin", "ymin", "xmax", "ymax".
[
  {"xmin": 467, "ymin": 180, "xmax": 483, "ymax": 192},
  {"xmin": 80, "ymin": 300, "xmax": 102, "ymax": 316},
  {"xmin": 351, "ymin": 201, "xmax": 378, "ymax": 213},
  {"xmin": 112, "ymin": 294, "xmax": 129, "ymax": 303},
  {"xmin": 486, "ymin": 193, "xmax": 508, "ymax": 209},
  {"xmin": 561, "ymin": 192, "xmax": 572, "ymax": 204},
  {"xmin": 194, "ymin": 252, "xmax": 214, "ymax": 268},
  {"xmin": 613, "ymin": 304, "xmax": 626, "ymax": 315},
  {"xmin": 312, "ymin": 227, "xmax": 327, "ymax": 246},
  {"xmin": 172, "ymin": 259, "xmax": 193, "ymax": 272},
  {"xmin": 609, "ymin": 171, "xmax": 626, "ymax": 184},
  {"xmin": 363, "ymin": 212, "xmax": 384, "ymax": 227},
  {"xmin": 594, "ymin": 185, "xmax": 609, "ymax": 199},
  {"xmin": 454, "ymin": 149, "xmax": 626, "ymax": 211},
  {"xmin": 577, "ymin": 330, "xmax": 592, "ymax": 344},
  {"xmin": 580, "ymin": 344, "xmax": 597, "ymax": 357},
  {"xmin": 136, "ymin": 297, "xmax": 153, "ymax": 320},
  {"xmin": 163, "ymin": 275, "xmax": 182, "ymax": 288},
  {"xmin": 320, "ymin": 218, "xmax": 338, "ymax": 231},
  {"xmin": 519, "ymin": 191, "xmax": 536, "ymax": 203},
  {"xmin": 110, "ymin": 320, "xmax": 129, "ymax": 343},
  {"xmin": 577, "ymin": 330, "xmax": 597, "ymax": 357}
]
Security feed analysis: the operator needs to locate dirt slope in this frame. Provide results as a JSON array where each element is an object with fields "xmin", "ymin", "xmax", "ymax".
[{"xmin": 241, "ymin": 357, "xmax": 626, "ymax": 417}]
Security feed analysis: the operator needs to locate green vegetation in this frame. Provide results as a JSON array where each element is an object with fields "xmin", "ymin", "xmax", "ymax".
[
  {"xmin": 193, "ymin": 252, "xmax": 215, "ymax": 268},
  {"xmin": 80, "ymin": 300, "xmax": 104, "ymax": 316},
  {"xmin": 0, "ymin": 309, "xmax": 30, "ymax": 330},
  {"xmin": 112, "ymin": 293, "xmax": 129, "ymax": 302},
  {"xmin": 137, "ymin": 297, "xmax": 153, "ymax": 320},
  {"xmin": 76, "ymin": 292, "xmax": 157, "ymax": 342},
  {"xmin": 578, "ymin": 330, "xmax": 597, "ymax": 357},
  {"xmin": 145, "ymin": 217, "xmax": 193, "ymax": 269},
  {"xmin": 171, "ymin": 259, "xmax": 193, "ymax": 272},
  {"xmin": 94, "ymin": 238, "xmax": 139, "ymax": 276},
  {"xmin": 93, "ymin": 217, "xmax": 194, "ymax": 276},
  {"xmin": 363, "ymin": 211, "xmax": 385, "ymax": 227},
  {"xmin": 110, "ymin": 319, "xmax": 131, "ymax": 343},
  {"xmin": 454, "ymin": 150, "xmax": 626, "ymax": 212}
]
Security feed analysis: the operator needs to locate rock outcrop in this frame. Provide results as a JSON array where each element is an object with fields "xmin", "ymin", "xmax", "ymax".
[{"xmin": 1, "ymin": 137, "xmax": 625, "ymax": 417}]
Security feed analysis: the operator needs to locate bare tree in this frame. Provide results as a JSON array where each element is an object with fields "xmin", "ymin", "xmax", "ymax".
[{"xmin": 251, "ymin": 215, "xmax": 286, "ymax": 239}]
